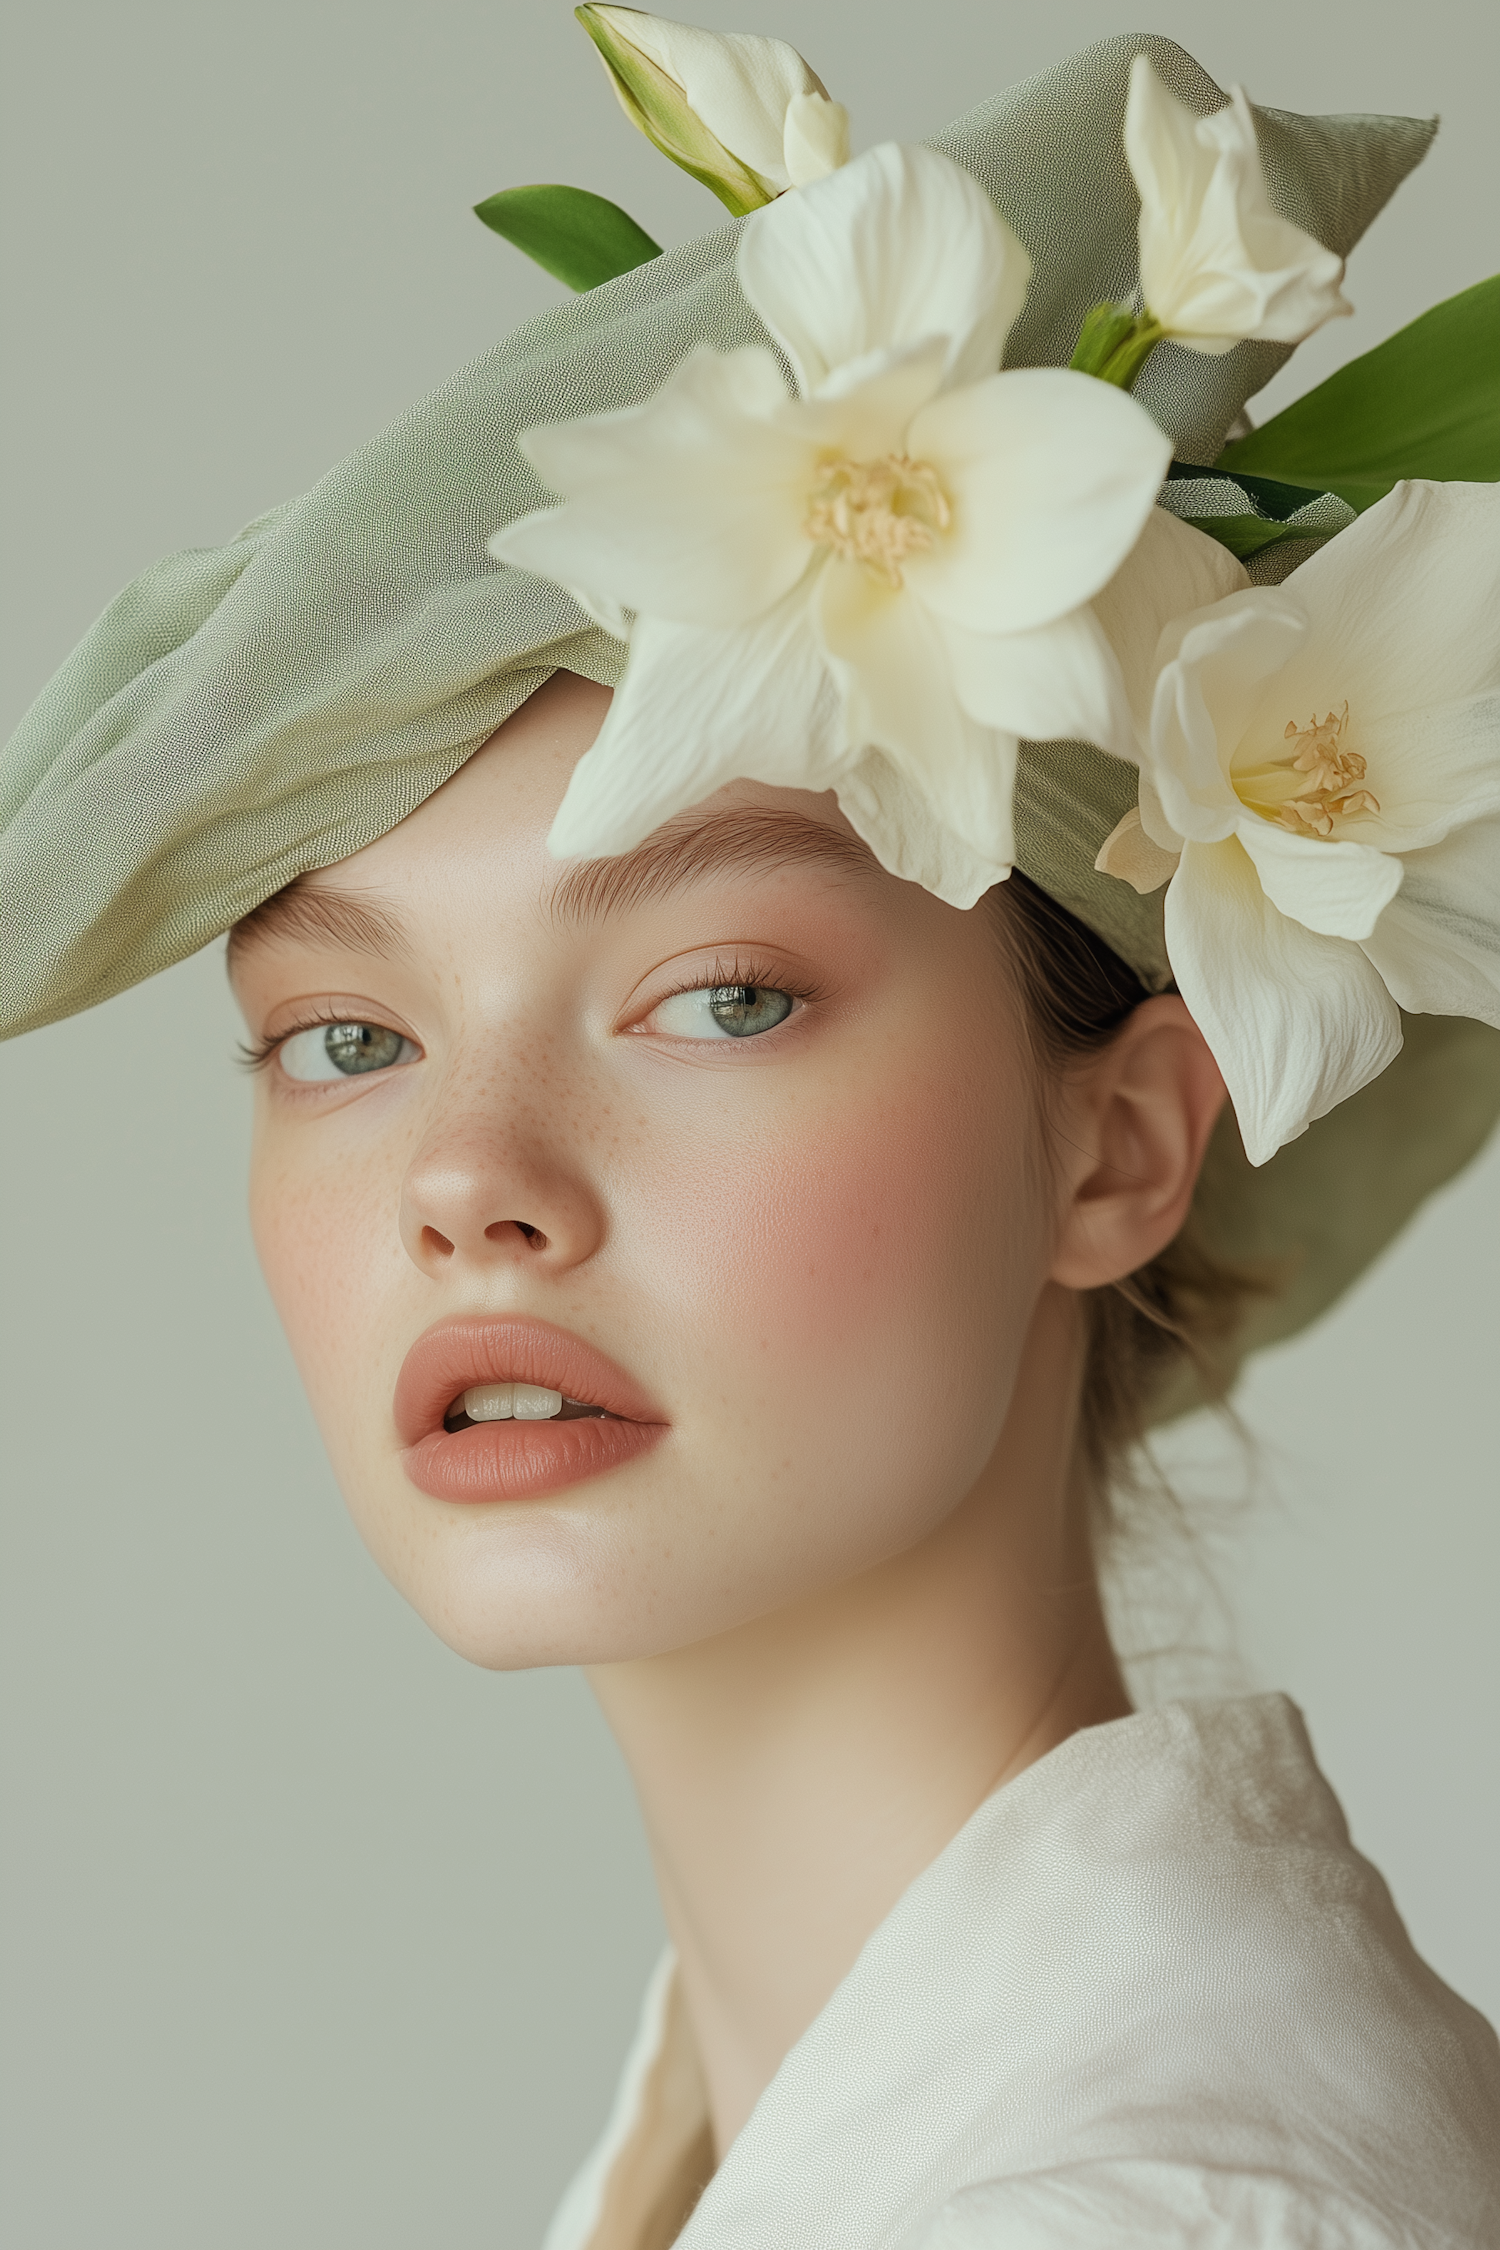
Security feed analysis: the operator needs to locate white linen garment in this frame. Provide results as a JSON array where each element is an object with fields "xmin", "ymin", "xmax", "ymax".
[{"xmin": 542, "ymin": 1696, "xmax": 1500, "ymax": 2250}]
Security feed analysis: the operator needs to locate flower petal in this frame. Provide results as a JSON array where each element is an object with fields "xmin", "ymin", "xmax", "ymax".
[
  {"xmin": 937, "ymin": 603, "xmax": 1134, "ymax": 761},
  {"xmin": 1124, "ymin": 54, "xmax": 1218, "ymax": 291},
  {"xmin": 815, "ymin": 560, "xmax": 1021, "ymax": 878},
  {"xmin": 777, "ymin": 338, "xmax": 949, "ymax": 469},
  {"xmin": 1091, "ymin": 507, "xmax": 1249, "ymax": 740},
  {"xmin": 546, "ymin": 590, "xmax": 842, "ymax": 861},
  {"xmin": 1235, "ymin": 814, "xmax": 1403, "ymax": 942},
  {"xmin": 1148, "ymin": 594, "xmax": 1304, "ymax": 843},
  {"xmin": 1329, "ymin": 693, "xmax": 1500, "ymax": 855},
  {"xmin": 783, "ymin": 91, "xmax": 850, "ymax": 187},
  {"xmin": 835, "ymin": 741, "xmax": 1018, "ymax": 907},
  {"xmin": 1138, "ymin": 770, "xmax": 1180, "ymax": 855},
  {"xmin": 1359, "ymin": 815, "xmax": 1500, "ymax": 1029},
  {"xmin": 905, "ymin": 370, "xmax": 1171, "ymax": 634},
  {"xmin": 1253, "ymin": 482, "xmax": 1500, "ymax": 709},
  {"xmin": 737, "ymin": 143, "xmax": 1029, "ymax": 398},
  {"xmin": 493, "ymin": 345, "xmax": 810, "ymax": 628},
  {"xmin": 1165, "ymin": 837, "xmax": 1403, "ymax": 1165},
  {"xmin": 1125, "ymin": 56, "xmax": 1350, "ymax": 349},
  {"xmin": 596, "ymin": 9, "xmax": 828, "ymax": 190},
  {"xmin": 1095, "ymin": 807, "xmax": 1181, "ymax": 894},
  {"xmin": 1188, "ymin": 88, "xmax": 1352, "ymax": 344},
  {"xmin": 1231, "ymin": 482, "xmax": 1500, "ymax": 846},
  {"xmin": 818, "ymin": 558, "xmax": 974, "ymax": 768}
]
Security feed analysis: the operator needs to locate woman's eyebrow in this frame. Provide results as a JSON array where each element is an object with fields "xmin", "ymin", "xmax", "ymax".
[
  {"xmin": 548, "ymin": 807, "xmax": 874, "ymax": 928},
  {"xmin": 226, "ymin": 884, "xmax": 410, "ymax": 966}
]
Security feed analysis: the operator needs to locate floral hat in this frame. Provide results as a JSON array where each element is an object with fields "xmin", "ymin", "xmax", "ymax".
[{"xmin": 4, "ymin": 16, "xmax": 1497, "ymax": 1397}]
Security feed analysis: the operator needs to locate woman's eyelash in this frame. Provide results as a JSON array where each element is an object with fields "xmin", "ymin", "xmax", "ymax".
[
  {"xmin": 654, "ymin": 955, "xmax": 828, "ymax": 1012},
  {"xmin": 239, "ymin": 961, "xmax": 821, "ymax": 1072},
  {"xmin": 237, "ymin": 1008, "xmax": 387, "ymax": 1074}
]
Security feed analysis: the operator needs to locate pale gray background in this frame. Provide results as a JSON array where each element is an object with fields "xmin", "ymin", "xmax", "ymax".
[{"xmin": 2, "ymin": 1, "xmax": 1497, "ymax": 2243}]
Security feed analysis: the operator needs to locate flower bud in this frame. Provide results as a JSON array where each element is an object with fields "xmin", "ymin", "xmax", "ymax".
[
  {"xmin": 576, "ymin": 5, "xmax": 849, "ymax": 215},
  {"xmin": 1124, "ymin": 52, "xmax": 1352, "ymax": 354}
]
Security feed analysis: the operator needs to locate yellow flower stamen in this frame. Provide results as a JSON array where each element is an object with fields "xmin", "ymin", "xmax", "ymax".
[
  {"xmin": 804, "ymin": 453, "xmax": 950, "ymax": 587},
  {"xmin": 1236, "ymin": 701, "xmax": 1380, "ymax": 839}
]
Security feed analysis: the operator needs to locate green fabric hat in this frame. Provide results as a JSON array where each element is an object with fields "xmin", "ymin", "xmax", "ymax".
[{"xmin": 3, "ymin": 31, "xmax": 1494, "ymax": 1390}]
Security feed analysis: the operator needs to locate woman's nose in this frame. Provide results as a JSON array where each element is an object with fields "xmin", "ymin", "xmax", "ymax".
[{"xmin": 398, "ymin": 1091, "xmax": 605, "ymax": 1281}]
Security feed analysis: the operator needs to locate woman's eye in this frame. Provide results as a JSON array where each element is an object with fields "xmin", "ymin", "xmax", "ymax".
[
  {"xmin": 652, "ymin": 984, "xmax": 795, "ymax": 1040},
  {"xmin": 277, "ymin": 1022, "xmax": 419, "ymax": 1081}
]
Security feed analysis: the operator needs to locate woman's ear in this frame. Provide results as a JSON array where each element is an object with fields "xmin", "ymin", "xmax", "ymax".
[{"xmin": 1047, "ymin": 996, "xmax": 1228, "ymax": 1291}]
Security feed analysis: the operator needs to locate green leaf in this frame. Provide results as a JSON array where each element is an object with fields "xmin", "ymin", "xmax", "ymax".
[
  {"xmin": 1160, "ymin": 462, "xmax": 1359, "ymax": 561},
  {"xmin": 1166, "ymin": 464, "xmax": 1341, "ymax": 521},
  {"xmin": 474, "ymin": 183, "xmax": 662, "ymax": 292},
  {"xmin": 1217, "ymin": 273, "xmax": 1500, "ymax": 509},
  {"xmin": 1173, "ymin": 514, "xmax": 1329, "ymax": 560}
]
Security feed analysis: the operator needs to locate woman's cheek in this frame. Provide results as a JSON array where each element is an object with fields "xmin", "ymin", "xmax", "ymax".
[
  {"xmin": 623, "ymin": 1038, "xmax": 1048, "ymax": 1483},
  {"xmin": 248, "ymin": 1115, "xmax": 404, "ymax": 1437}
]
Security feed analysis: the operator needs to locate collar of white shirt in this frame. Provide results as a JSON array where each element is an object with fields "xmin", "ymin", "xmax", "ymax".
[{"xmin": 543, "ymin": 1694, "xmax": 1500, "ymax": 2250}]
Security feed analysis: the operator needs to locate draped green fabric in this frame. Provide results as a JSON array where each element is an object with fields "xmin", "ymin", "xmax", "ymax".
[
  {"xmin": 4, "ymin": 30, "xmax": 1494, "ymax": 1385},
  {"xmin": 1, "ymin": 33, "xmax": 1437, "ymax": 1033}
]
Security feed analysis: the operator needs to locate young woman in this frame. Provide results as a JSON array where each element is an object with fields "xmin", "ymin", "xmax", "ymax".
[{"xmin": 6, "ymin": 18, "xmax": 1498, "ymax": 2245}]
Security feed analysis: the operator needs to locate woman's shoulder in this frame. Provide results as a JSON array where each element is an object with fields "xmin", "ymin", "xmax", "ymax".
[
  {"xmin": 925, "ymin": 1694, "xmax": 1500, "ymax": 2235},
  {"xmin": 551, "ymin": 1695, "xmax": 1500, "ymax": 2249},
  {"xmin": 920, "ymin": 2160, "xmax": 1475, "ymax": 2249},
  {"xmin": 709, "ymin": 1695, "xmax": 1500, "ymax": 2242}
]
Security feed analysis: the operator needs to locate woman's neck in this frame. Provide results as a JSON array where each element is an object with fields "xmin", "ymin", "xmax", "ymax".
[{"xmin": 586, "ymin": 1283, "xmax": 1130, "ymax": 2156}]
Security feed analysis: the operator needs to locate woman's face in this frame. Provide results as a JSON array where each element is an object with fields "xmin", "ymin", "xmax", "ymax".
[{"xmin": 232, "ymin": 673, "xmax": 1063, "ymax": 1668}]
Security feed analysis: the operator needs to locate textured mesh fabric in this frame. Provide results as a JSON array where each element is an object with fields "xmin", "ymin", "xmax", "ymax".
[
  {"xmin": 3, "ymin": 32, "xmax": 1491, "ymax": 1379},
  {"xmin": 1, "ymin": 32, "xmax": 1436, "ymax": 1035}
]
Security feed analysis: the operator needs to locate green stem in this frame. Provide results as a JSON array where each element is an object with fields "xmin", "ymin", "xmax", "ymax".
[
  {"xmin": 1100, "ymin": 315, "xmax": 1165, "ymax": 389},
  {"xmin": 1069, "ymin": 302, "xmax": 1166, "ymax": 390}
]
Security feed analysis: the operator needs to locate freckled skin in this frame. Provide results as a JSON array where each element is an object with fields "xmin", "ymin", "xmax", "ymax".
[
  {"xmin": 234, "ymin": 670, "xmax": 1226, "ymax": 2149},
  {"xmin": 237, "ymin": 675, "xmax": 1049, "ymax": 1666}
]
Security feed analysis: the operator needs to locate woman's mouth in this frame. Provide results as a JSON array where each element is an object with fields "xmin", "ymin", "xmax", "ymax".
[{"xmin": 396, "ymin": 1317, "xmax": 666, "ymax": 1504}]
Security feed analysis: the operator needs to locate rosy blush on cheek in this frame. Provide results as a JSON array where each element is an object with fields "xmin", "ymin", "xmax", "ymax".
[
  {"xmin": 621, "ymin": 1035, "xmax": 1047, "ymax": 1559},
  {"xmin": 229, "ymin": 724, "xmax": 1066, "ymax": 1662}
]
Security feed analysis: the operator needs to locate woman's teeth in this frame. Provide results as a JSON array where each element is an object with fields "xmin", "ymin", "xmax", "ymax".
[
  {"xmin": 465, "ymin": 1382, "xmax": 561, "ymax": 1420},
  {"xmin": 451, "ymin": 1383, "xmax": 608, "ymax": 1424}
]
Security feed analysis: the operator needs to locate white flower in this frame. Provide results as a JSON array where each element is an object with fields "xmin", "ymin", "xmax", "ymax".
[
  {"xmin": 578, "ymin": 5, "xmax": 850, "ymax": 213},
  {"xmin": 491, "ymin": 143, "xmax": 1172, "ymax": 906},
  {"xmin": 1095, "ymin": 481, "xmax": 1500, "ymax": 1164},
  {"xmin": 1124, "ymin": 52, "xmax": 1352, "ymax": 353}
]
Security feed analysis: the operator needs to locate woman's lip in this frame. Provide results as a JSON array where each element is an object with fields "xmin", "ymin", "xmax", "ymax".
[
  {"xmin": 393, "ymin": 1316, "xmax": 665, "ymax": 1448},
  {"xmin": 403, "ymin": 1418, "xmax": 664, "ymax": 1505}
]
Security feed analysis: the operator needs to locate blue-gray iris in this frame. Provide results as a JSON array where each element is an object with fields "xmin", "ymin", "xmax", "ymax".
[
  {"xmin": 325, "ymin": 1022, "xmax": 406, "ymax": 1074},
  {"xmin": 709, "ymin": 986, "xmax": 793, "ymax": 1037}
]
